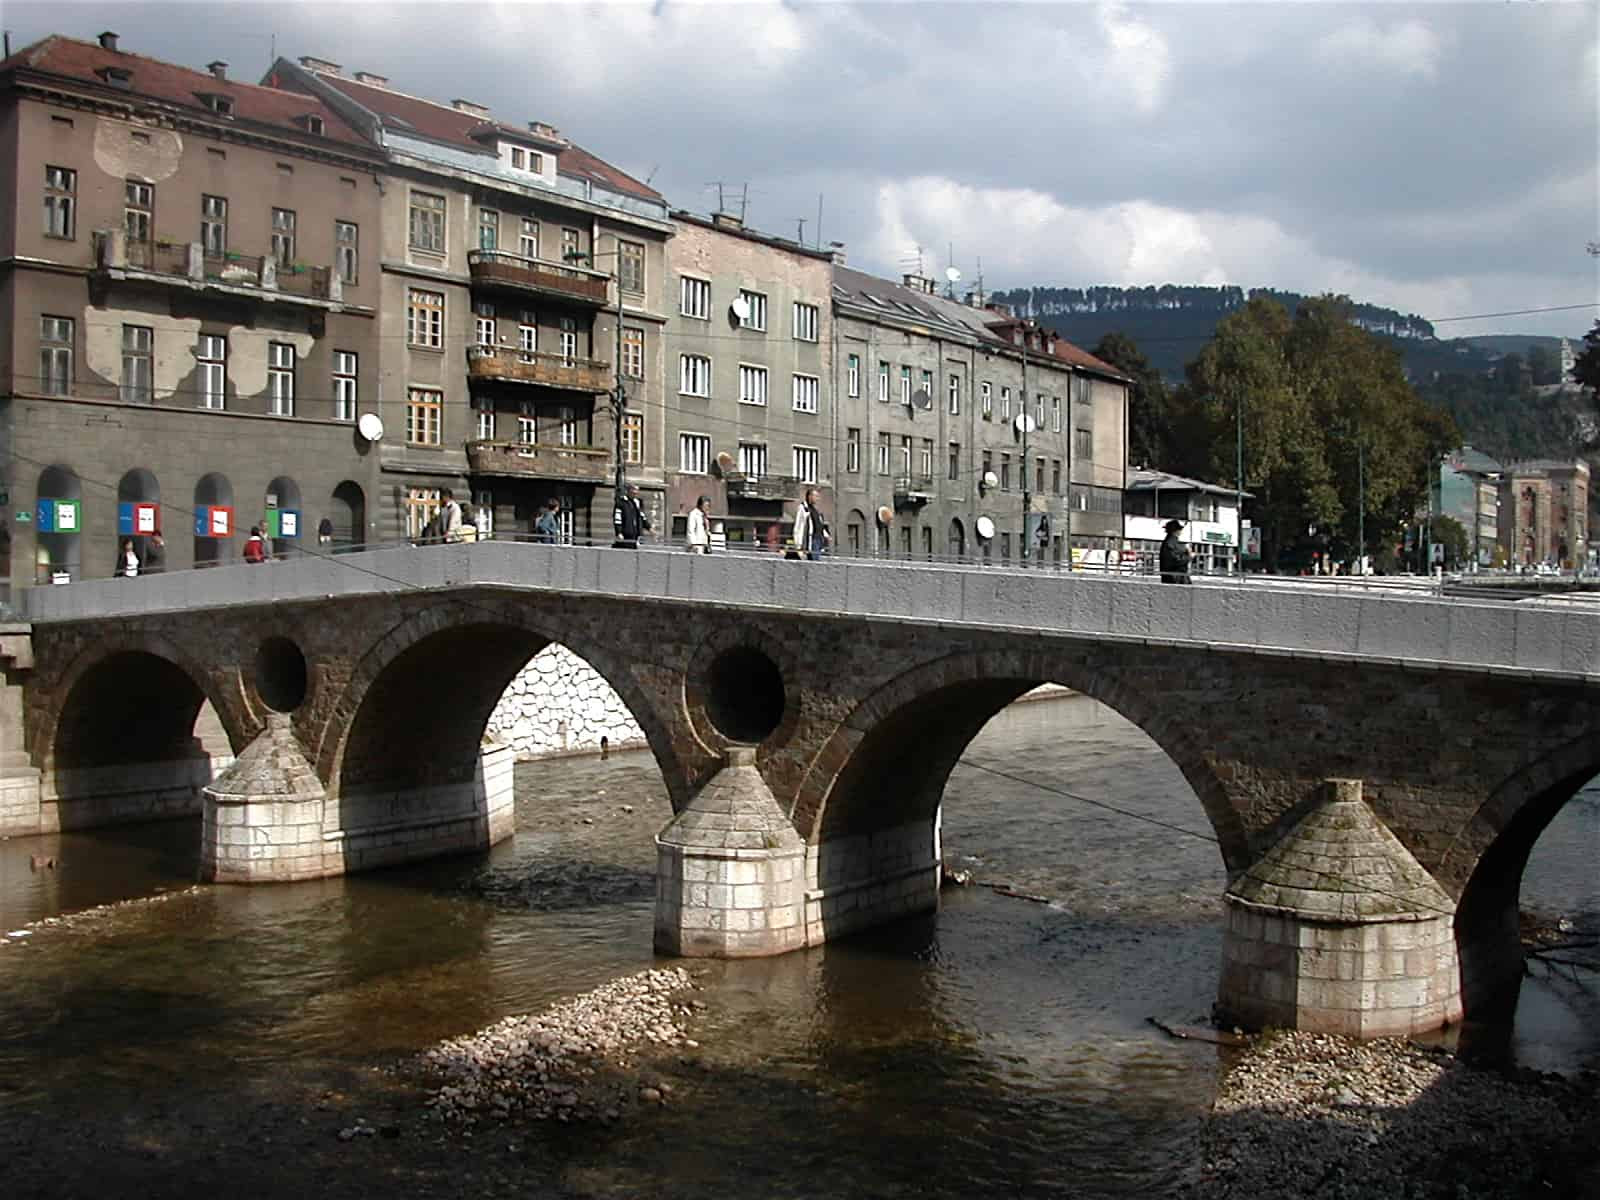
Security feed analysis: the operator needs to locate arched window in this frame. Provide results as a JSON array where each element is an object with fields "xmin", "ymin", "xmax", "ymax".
[
  {"xmin": 193, "ymin": 472, "xmax": 235, "ymax": 567},
  {"xmin": 36, "ymin": 464, "xmax": 83, "ymax": 583},
  {"xmin": 265, "ymin": 476, "xmax": 303, "ymax": 558},
  {"xmin": 948, "ymin": 518, "xmax": 966, "ymax": 561},
  {"xmin": 329, "ymin": 480, "xmax": 366, "ymax": 550}
]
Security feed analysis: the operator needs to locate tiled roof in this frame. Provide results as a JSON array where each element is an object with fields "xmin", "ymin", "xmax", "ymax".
[
  {"xmin": 2, "ymin": 35, "xmax": 371, "ymax": 147},
  {"xmin": 307, "ymin": 71, "xmax": 663, "ymax": 205}
]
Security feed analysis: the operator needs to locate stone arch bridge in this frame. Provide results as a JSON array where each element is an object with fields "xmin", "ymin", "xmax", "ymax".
[{"xmin": 6, "ymin": 543, "xmax": 1600, "ymax": 1039}]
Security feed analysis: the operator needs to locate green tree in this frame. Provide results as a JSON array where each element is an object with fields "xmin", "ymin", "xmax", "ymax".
[
  {"xmin": 1432, "ymin": 515, "xmax": 1470, "ymax": 569},
  {"xmin": 1573, "ymin": 321, "xmax": 1600, "ymax": 390},
  {"xmin": 1527, "ymin": 344, "xmax": 1560, "ymax": 386},
  {"xmin": 1090, "ymin": 331, "xmax": 1170, "ymax": 469}
]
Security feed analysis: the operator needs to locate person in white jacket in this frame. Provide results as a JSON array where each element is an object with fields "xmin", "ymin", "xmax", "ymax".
[
  {"xmin": 686, "ymin": 495, "xmax": 711, "ymax": 553},
  {"xmin": 792, "ymin": 488, "xmax": 830, "ymax": 561}
]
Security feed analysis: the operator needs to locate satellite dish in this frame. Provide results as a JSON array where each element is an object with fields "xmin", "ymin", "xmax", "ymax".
[
  {"xmin": 730, "ymin": 295, "xmax": 751, "ymax": 322},
  {"xmin": 1013, "ymin": 412, "xmax": 1036, "ymax": 436},
  {"xmin": 715, "ymin": 451, "xmax": 736, "ymax": 473},
  {"xmin": 357, "ymin": 413, "xmax": 384, "ymax": 442},
  {"xmin": 945, "ymin": 267, "xmax": 962, "ymax": 283},
  {"xmin": 982, "ymin": 470, "xmax": 999, "ymax": 490},
  {"xmin": 876, "ymin": 505, "xmax": 894, "ymax": 526},
  {"xmin": 975, "ymin": 515, "xmax": 996, "ymax": 540},
  {"xmin": 911, "ymin": 388, "xmax": 933, "ymax": 412}
]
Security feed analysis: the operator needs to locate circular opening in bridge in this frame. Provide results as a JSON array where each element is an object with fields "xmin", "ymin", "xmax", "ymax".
[
  {"xmin": 705, "ymin": 646, "xmax": 785, "ymax": 743},
  {"xmin": 254, "ymin": 637, "xmax": 308, "ymax": 712}
]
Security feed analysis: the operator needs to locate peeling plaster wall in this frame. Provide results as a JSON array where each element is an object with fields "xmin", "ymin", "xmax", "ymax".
[
  {"xmin": 84, "ymin": 309, "xmax": 200, "ymax": 400},
  {"xmin": 93, "ymin": 118, "xmax": 184, "ymax": 185}
]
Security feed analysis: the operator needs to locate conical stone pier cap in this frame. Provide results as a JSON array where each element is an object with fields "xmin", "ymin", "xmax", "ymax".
[
  {"xmin": 205, "ymin": 712, "xmax": 325, "ymax": 801},
  {"xmin": 1227, "ymin": 779, "xmax": 1453, "ymax": 923},
  {"xmin": 657, "ymin": 745, "xmax": 803, "ymax": 852}
]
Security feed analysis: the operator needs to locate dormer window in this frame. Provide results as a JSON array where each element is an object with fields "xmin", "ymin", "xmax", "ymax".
[
  {"xmin": 511, "ymin": 147, "xmax": 525, "ymax": 170},
  {"xmin": 506, "ymin": 145, "xmax": 545, "ymax": 174},
  {"xmin": 296, "ymin": 114, "xmax": 325, "ymax": 135},
  {"xmin": 97, "ymin": 65, "xmax": 133, "ymax": 88},
  {"xmin": 197, "ymin": 93, "xmax": 233, "ymax": 116}
]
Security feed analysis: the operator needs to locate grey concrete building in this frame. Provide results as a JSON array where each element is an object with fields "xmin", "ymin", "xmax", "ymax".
[
  {"xmin": 272, "ymin": 57, "xmax": 674, "ymax": 544},
  {"xmin": 830, "ymin": 268, "xmax": 1128, "ymax": 564},
  {"xmin": 660, "ymin": 212, "xmax": 834, "ymax": 547},
  {"xmin": 1, "ymin": 32, "xmax": 389, "ymax": 594}
]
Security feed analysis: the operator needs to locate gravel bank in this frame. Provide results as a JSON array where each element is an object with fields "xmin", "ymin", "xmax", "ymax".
[{"xmin": 1181, "ymin": 1031, "xmax": 1599, "ymax": 1199}]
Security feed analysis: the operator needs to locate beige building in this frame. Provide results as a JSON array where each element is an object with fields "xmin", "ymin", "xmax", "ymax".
[
  {"xmin": 660, "ymin": 211, "xmax": 834, "ymax": 547},
  {"xmin": 273, "ymin": 56, "xmax": 674, "ymax": 544},
  {"xmin": 0, "ymin": 32, "xmax": 388, "ymax": 591},
  {"xmin": 1499, "ymin": 459, "xmax": 1589, "ymax": 568}
]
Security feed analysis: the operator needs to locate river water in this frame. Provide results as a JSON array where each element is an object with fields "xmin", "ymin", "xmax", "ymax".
[{"xmin": 1, "ymin": 695, "xmax": 1595, "ymax": 1197}]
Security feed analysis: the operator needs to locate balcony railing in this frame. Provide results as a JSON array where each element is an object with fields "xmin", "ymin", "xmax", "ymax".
[
  {"xmin": 466, "ymin": 346, "xmax": 613, "ymax": 394},
  {"xmin": 467, "ymin": 249, "xmax": 611, "ymax": 307},
  {"xmin": 894, "ymin": 474, "xmax": 936, "ymax": 506},
  {"xmin": 92, "ymin": 229, "xmax": 346, "ymax": 305},
  {"xmin": 724, "ymin": 472, "xmax": 799, "ymax": 502},
  {"xmin": 465, "ymin": 439, "xmax": 610, "ymax": 484}
]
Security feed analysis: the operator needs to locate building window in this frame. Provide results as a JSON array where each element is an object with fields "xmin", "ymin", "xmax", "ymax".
[
  {"xmin": 1052, "ymin": 396, "xmax": 1061, "ymax": 432},
  {"xmin": 794, "ymin": 446, "xmax": 819, "ymax": 483},
  {"xmin": 475, "ymin": 300, "xmax": 497, "ymax": 348},
  {"xmin": 44, "ymin": 166, "xmax": 76, "ymax": 238},
  {"xmin": 1073, "ymin": 375, "xmax": 1092, "ymax": 405},
  {"xmin": 333, "ymin": 350, "xmax": 357, "ymax": 421},
  {"xmin": 271, "ymin": 207, "xmax": 296, "ymax": 267},
  {"xmin": 982, "ymin": 450, "xmax": 993, "ymax": 485},
  {"xmin": 478, "ymin": 208, "xmax": 499, "ymax": 252},
  {"xmin": 1036, "ymin": 457, "xmax": 1046, "ymax": 494},
  {"xmin": 511, "ymin": 147, "xmax": 525, "ymax": 170},
  {"xmin": 848, "ymin": 521, "xmax": 861, "ymax": 554},
  {"xmin": 473, "ymin": 489, "xmax": 493, "ymax": 537},
  {"xmin": 201, "ymin": 194, "xmax": 227, "ymax": 255},
  {"xmin": 405, "ymin": 488, "xmax": 441, "ymax": 540},
  {"xmin": 1001, "ymin": 532, "xmax": 1012, "ymax": 561},
  {"xmin": 792, "ymin": 301, "xmax": 819, "ymax": 342},
  {"xmin": 124, "ymin": 180, "xmax": 153, "ymax": 247},
  {"xmin": 335, "ymin": 220, "xmax": 358, "ymax": 284},
  {"xmin": 1036, "ymin": 393, "xmax": 1046, "ymax": 429},
  {"xmin": 531, "ymin": 151, "xmax": 544, "ymax": 174},
  {"xmin": 948, "ymin": 442, "xmax": 960, "ymax": 481},
  {"xmin": 739, "ymin": 364, "xmax": 768, "ymax": 407},
  {"xmin": 519, "ymin": 218, "xmax": 539, "ymax": 259},
  {"xmin": 899, "ymin": 435, "xmax": 912, "ymax": 476},
  {"xmin": 919, "ymin": 438, "xmax": 933, "ymax": 480},
  {"xmin": 120, "ymin": 324, "xmax": 153, "ymax": 403},
  {"xmin": 410, "ymin": 191, "xmax": 445, "ymax": 252},
  {"xmin": 792, "ymin": 373, "xmax": 819, "ymax": 414},
  {"xmin": 561, "ymin": 227, "xmax": 581, "ymax": 266},
  {"xmin": 900, "ymin": 365, "xmax": 912, "ymax": 405},
  {"xmin": 557, "ymin": 405, "xmax": 578, "ymax": 446},
  {"xmin": 622, "ymin": 412, "xmax": 643, "ymax": 464},
  {"xmin": 518, "ymin": 320, "xmax": 537, "ymax": 362},
  {"xmin": 619, "ymin": 240, "xmax": 645, "ymax": 295},
  {"xmin": 557, "ymin": 317, "xmax": 577, "ymax": 364},
  {"xmin": 738, "ymin": 290, "xmax": 767, "ymax": 331},
  {"xmin": 981, "ymin": 381, "xmax": 992, "ymax": 420},
  {"xmin": 268, "ymin": 342, "xmax": 295, "ymax": 415},
  {"xmin": 680, "ymin": 432, "xmax": 711, "ymax": 474},
  {"xmin": 1001, "ymin": 387, "xmax": 1012, "ymax": 421},
  {"xmin": 948, "ymin": 373, "xmax": 961, "ymax": 415},
  {"xmin": 39, "ymin": 316, "xmax": 73, "ymax": 396},
  {"xmin": 680, "ymin": 354, "xmax": 711, "ymax": 396},
  {"xmin": 1052, "ymin": 459, "xmax": 1062, "ymax": 494},
  {"xmin": 876, "ymin": 433, "xmax": 891, "ymax": 474},
  {"xmin": 474, "ymin": 395, "xmax": 496, "ymax": 441},
  {"xmin": 680, "ymin": 276, "xmax": 711, "ymax": 319},
  {"xmin": 738, "ymin": 442, "xmax": 768, "ymax": 478},
  {"xmin": 921, "ymin": 370, "xmax": 934, "ymax": 401},
  {"xmin": 407, "ymin": 387, "xmax": 442, "ymax": 445},
  {"xmin": 847, "ymin": 354, "xmax": 860, "ymax": 397},
  {"xmin": 1000, "ymin": 453, "xmax": 1011, "ymax": 491},
  {"xmin": 878, "ymin": 361, "xmax": 890, "ymax": 402},
  {"xmin": 1075, "ymin": 428, "xmax": 1092, "ymax": 459},
  {"xmin": 847, "ymin": 427, "xmax": 861, "ymax": 473},
  {"xmin": 517, "ymin": 403, "xmax": 536, "ymax": 445},
  {"xmin": 621, "ymin": 327, "xmax": 644, "ymax": 379},
  {"xmin": 407, "ymin": 288, "xmax": 444, "ymax": 349},
  {"xmin": 197, "ymin": 334, "xmax": 226, "ymax": 410}
]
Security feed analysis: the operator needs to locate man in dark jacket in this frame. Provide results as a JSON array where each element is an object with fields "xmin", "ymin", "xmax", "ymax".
[
  {"xmin": 142, "ymin": 531, "xmax": 166, "ymax": 574},
  {"xmin": 1159, "ymin": 519, "xmax": 1191, "ymax": 583},
  {"xmin": 612, "ymin": 483, "xmax": 650, "ymax": 548}
]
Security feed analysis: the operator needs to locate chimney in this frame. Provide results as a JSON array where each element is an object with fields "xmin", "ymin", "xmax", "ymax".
[
  {"xmin": 829, "ymin": 242, "xmax": 847, "ymax": 266},
  {"xmin": 207, "ymin": 61, "xmax": 227, "ymax": 80},
  {"xmin": 902, "ymin": 273, "xmax": 934, "ymax": 295},
  {"xmin": 452, "ymin": 99, "xmax": 491, "ymax": 118},
  {"xmin": 527, "ymin": 120, "xmax": 562, "ymax": 141},
  {"xmin": 711, "ymin": 212, "xmax": 743, "ymax": 231},
  {"xmin": 98, "ymin": 31, "xmax": 120, "ymax": 52},
  {"xmin": 300, "ymin": 56, "xmax": 344, "ymax": 75},
  {"xmin": 352, "ymin": 70, "xmax": 387, "ymax": 86}
]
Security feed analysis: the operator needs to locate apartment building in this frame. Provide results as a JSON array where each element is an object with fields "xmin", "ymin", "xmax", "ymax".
[
  {"xmin": 0, "ymin": 32, "xmax": 387, "ymax": 590},
  {"xmin": 661, "ymin": 211, "xmax": 834, "ymax": 547},
  {"xmin": 1498, "ymin": 459, "xmax": 1589, "ymax": 568},
  {"xmin": 831, "ymin": 268, "xmax": 1128, "ymax": 563},
  {"xmin": 272, "ymin": 57, "xmax": 673, "ymax": 543},
  {"xmin": 1436, "ymin": 446, "xmax": 1503, "ymax": 567}
]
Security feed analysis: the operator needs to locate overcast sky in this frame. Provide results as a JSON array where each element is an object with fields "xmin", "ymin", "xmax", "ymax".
[{"xmin": 10, "ymin": 1, "xmax": 1598, "ymax": 338}]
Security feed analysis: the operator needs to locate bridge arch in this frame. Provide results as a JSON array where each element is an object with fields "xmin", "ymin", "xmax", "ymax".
[{"xmin": 790, "ymin": 647, "xmax": 1248, "ymax": 872}]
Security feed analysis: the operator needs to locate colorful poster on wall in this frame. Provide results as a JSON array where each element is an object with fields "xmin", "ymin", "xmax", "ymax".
[
  {"xmin": 36, "ymin": 498, "xmax": 81, "ymax": 533},
  {"xmin": 267, "ymin": 509, "xmax": 300, "ymax": 538},
  {"xmin": 118, "ymin": 502, "xmax": 160, "ymax": 535},
  {"xmin": 194, "ymin": 505, "xmax": 234, "ymax": 538}
]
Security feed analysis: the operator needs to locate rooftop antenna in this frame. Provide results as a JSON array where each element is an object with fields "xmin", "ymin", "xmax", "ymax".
[
  {"xmin": 816, "ymin": 193, "xmax": 823, "ymax": 249},
  {"xmin": 975, "ymin": 256, "xmax": 985, "ymax": 308},
  {"xmin": 706, "ymin": 182, "xmax": 728, "ymax": 212},
  {"xmin": 739, "ymin": 183, "xmax": 749, "ymax": 223},
  {"xmin": 794, "ymin": 216, "xmax": 807, "ymax": 244},
  {"xmin": 644, "ymin": 164, "xmax": 660, "ymax": 186}
]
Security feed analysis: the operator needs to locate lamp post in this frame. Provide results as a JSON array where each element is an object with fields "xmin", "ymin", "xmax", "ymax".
[{"xmin": 1020, "ymin": 326, "xmax": 1030, "ymax": 565}]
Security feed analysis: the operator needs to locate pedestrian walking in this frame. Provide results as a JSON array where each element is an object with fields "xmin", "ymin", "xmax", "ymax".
[
  {"xmin": 143, "ymin": 530, "xmax": 166, "ymax": 575},
  {"xmin": 792, "ymin": 488, "xmax": 830, "ymax": 561},
  {"xmin": 114, "ymin": 537, "xmax": 140, "ymax": 578},
  {"xmin": 244, "ymin": 526, "xmax": 269, "ymax": 564},
  {"xmin": 439, "ymin": 489, "xmax": 463, "ymax": 544},
  {"xmin": 1159, "ymin": 519, "xmax": 1191, "ymax": 584},
  {"xmin": 686, "ymin": 496, "xmax": 711, "ymax": 553},
  {"xmin": 534, "ymin": 498, "xmax": 561, "ymax": 545},
  {"xmin": 612, "ymin": 483, "xmax": 649, "ymax": 548},
  {"xmin": 317, "ymin": 517, "xmax": 334, "ymax": 549}
]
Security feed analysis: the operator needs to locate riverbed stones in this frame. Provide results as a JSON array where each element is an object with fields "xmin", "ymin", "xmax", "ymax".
[
  {"xmin": 654, "ymin": 746, "xmax": 806, "ymax": 957},
  {"xmin": 1218, "ymin": 779, "xmax": 1462, "ymax": 1037},
  {"xmin": 484, "ymin": 644, "xmax": 644, "ymax": 760}
]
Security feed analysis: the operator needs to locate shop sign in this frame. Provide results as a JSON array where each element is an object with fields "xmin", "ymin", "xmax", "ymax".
[{"xmin": 36, "ymin": 498, "xmax": 81, "ymax": 533}]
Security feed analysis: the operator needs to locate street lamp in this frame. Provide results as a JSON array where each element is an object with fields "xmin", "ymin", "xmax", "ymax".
[{"xmin": 564, "ymin": 247, "xmax": 627, "ymax": 502}]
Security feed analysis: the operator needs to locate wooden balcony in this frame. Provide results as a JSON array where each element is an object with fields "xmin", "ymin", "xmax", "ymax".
[
  {"xmin": 465, "ymin": 440, "xmax": 611, "ymax": 485},
  {"xmin": 467, "ymin": 249, "xmax": 611, "ymax": 307},
  {"xmin": 724, "ymin": 472, "xmax": 799, "ymax": 502},
  {"xmin": 91, "ymin": 229, "xmax": 355, "ymax": 310},
  {"xmin": 466, "ymin": 346, "xmax": 613, "ymax": 394}
]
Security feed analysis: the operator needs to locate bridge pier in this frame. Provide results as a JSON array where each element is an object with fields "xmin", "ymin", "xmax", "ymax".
[
  {"xmin": 1217, "ymin": 779, "xmax": 1463, "ymax": 1037},
  {"xmin": 804, "ymin": 816, "xmax": 942, "ymax": 945}
]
